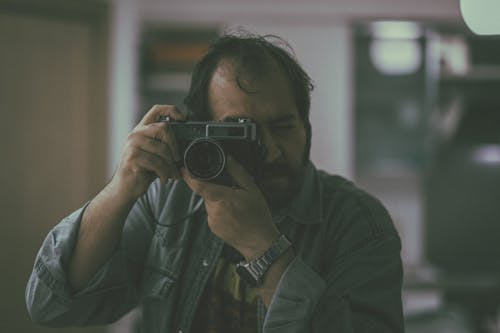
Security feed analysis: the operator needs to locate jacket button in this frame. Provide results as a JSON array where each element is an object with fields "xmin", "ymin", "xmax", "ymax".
[{"xmin": 202, "ymin": 259, "xmax": 209, "ymax": 267}]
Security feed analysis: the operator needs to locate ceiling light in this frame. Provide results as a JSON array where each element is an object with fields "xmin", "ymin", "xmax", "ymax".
[
  {"xmin": 371, "ymin": 21, "xmax": 422, "ymax": 40},
  {"xmin": 460, "ymin": 0, "xmax": 500, "ymax": 35}
]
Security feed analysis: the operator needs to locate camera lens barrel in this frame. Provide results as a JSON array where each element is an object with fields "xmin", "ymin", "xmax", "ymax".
[{"xmin": 184, "ymin": 138, "xmax": 226, "ymax": 180}]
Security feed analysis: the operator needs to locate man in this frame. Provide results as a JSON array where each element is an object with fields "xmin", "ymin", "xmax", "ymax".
[{"xmin": 26, "ymin": 33, "xmax": 404, "ymax": 332}]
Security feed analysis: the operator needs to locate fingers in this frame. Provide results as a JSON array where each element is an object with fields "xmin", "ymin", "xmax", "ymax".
[
  {"xmin": 181, "ymin": 168, "xmax": 230, "ymax": 202},
  {"xmin": 224, "ymin": 156, "xmax": 256, "ymax": 190},
  {"xmin": 129, "ymin": 134, "xmax": 181, "ymax": 179},
  {"xmin": 135, "ymin": 122, "xmax": 181, "ymax": 162},
  {"xmin": 139, "ymin": 104, "xmax": 186, "ymax": 126},
  {"xmin": 122, "ymin": 106, "xmax": 186, "ymax": 182},
  {"xmin": 112, "ymin": 105, "xmax": 187, "ymax": 198},
  {"xmin": 123, "ymin": 143, "xmax": 176, "ymax": 183}
]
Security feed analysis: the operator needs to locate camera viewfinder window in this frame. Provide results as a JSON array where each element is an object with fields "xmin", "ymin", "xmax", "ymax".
[{"xmin": 208, "ymin": 126, "xmax": 245, "ymax": 137}]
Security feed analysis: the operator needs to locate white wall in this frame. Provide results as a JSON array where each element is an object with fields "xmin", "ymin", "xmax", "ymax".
[
  {"xmin": 108, "ymin": 0, "xmax": 140, "ymax": 176},
  {"xmin": 141, "ymin": 0, "xmax": 461, "ymax": 23}
]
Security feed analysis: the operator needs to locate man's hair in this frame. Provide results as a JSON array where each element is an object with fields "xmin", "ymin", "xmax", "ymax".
[{"xmin": 184, "ymin": 32, "xmax": 314, "ymax": 159}]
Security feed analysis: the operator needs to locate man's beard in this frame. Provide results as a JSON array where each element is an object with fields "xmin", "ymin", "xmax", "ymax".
[{"xmin": 257, "ymin": 160, "xmax": 306, "ymax": 210}]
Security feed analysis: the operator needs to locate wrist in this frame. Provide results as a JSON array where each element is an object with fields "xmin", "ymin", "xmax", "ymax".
[
  {"xmin": 236, "ymin": 234, "xmax": 293, "ymax": 287},
  {"xmin": 259, "ymin": 247, "xmax": 295, "ymax": 289},
  {"xmin": 238, "ymin": 229, "xmax": 281, "ymax": 261},
  {"xmin": 103, "ymin": 177, "xmax": 140, "ymax": 207}
]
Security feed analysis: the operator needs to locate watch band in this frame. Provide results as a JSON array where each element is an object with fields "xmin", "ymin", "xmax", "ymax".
[{"xmin": 236, "ymin": 234, "xmax": 292, "ymax": 286}]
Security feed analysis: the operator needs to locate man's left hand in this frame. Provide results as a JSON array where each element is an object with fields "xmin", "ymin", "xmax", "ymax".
[{"xmin": 182, "ymin": 156, "xmax": 280, "ymax": 261}]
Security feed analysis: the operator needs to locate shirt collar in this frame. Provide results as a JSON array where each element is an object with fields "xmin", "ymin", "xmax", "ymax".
[{"xmin": 272, "ymin": 161, "xmax": 324, "ymax": 225}]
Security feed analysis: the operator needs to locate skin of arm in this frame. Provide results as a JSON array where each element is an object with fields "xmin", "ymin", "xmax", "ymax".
[
  {"xmin": 66, "ymin": 103, "xmax": 293, "ymax": 303},
  {"xmin": 182, "ymin": 157, "xmax": 294, "ymax": 306},
  {"xmin": 67, "ymin": 105, "xmax": 185, "ymax": 292}
]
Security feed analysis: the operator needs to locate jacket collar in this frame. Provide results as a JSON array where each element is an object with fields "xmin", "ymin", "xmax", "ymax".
[{"xmin": 272, "ymin": 161, "xmax": 324, "ymax": 225}]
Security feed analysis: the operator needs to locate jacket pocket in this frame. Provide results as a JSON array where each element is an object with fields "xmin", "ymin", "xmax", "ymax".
[{"xmin": 141, "ymin": 268, "xmax": 175, "ymax": 300}]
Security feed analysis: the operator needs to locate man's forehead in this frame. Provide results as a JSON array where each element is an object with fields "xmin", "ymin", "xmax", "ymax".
[
  {"xmin": 210, "ymin": 62, "xmax": 236, "ymax": 85},
  {"xmin": 220, "ymin": 111, "xmax": 297, "ymax": 124},
  {"xmin": 211, "ymin": 57, "xmax": 289, "ymax": 91},
  {"xmin": 208, "ymin": 62, "xmax": 297, "ymax": 122},
  {"xmin": 210, "ymin": 92, "xmax": 298, "ymax": 123}
]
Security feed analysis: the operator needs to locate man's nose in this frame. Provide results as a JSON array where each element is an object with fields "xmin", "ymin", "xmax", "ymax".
[{"xmin": 261, "ymin": 129, "xmax": 282, "ymax": 163}]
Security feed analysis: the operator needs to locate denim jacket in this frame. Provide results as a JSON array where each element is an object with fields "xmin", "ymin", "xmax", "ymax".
[{"xmin": 26, "ymin": 162, "xmax": 404, "ymax": 332}]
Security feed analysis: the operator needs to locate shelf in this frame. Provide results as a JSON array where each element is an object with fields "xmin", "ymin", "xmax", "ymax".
[
  {"xmin": 143, "ymin": 72, "xmax": 191, "ymax": 91},
  {"xmin": 441, "ymin": 65, "xmax": 500, "ymax": 81}
]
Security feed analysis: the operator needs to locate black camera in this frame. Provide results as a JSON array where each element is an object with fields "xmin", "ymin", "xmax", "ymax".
[{"xmin": 158, "ymin": 116, "xmax": 264, "ymax": 186}]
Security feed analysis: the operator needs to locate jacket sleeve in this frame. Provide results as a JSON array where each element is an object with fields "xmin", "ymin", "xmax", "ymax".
[
  {"xmin": 263, "ymin": 234, "xmax": 403, "ymax": 332},
  {"xmin": 263, "ymin": 193, "xmax": 404, "ymax": 332},
  {"xmin": 25, "ymin": 193, "xmax": 155, "ymax": 327}
]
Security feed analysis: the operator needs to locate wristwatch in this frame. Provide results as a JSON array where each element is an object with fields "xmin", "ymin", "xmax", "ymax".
[{"xmin": 235, "ymin": 234, "xmax": 292, "ymax": 287}]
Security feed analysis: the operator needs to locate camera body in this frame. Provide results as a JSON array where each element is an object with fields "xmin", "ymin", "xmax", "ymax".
[{"xmin": 159, "ymin": 116, "xmax": 264, "ymax": 186}]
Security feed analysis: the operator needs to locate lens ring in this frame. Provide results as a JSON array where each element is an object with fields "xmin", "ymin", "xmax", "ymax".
[{"xmin": 184, "ymin": 138, "xmax": 226, "ymax": 180}]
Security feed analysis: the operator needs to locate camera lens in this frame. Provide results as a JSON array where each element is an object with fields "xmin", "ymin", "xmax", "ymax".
[{"xmin": 184, "ymin": 138, "xmax": 225, "ymax": 180}]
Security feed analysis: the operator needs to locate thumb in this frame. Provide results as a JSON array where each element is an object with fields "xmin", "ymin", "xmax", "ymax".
[{"xmin": 225, "ymin": 156, "xmax": 256, "ymax": 190}]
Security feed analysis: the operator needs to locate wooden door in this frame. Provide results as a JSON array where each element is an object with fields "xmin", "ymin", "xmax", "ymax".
[{"xmin": 0, "ymin": 2, "xmax": 109, "ymax": 332}]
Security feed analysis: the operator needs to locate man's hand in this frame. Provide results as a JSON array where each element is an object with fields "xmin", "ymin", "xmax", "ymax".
[
  {"xmin": 68, "ymin": 105, "xmax": 185, "ymax": 292},
  {"xmin": 183, "ymin": 157, "xmax": 295, "ymax": 306},
  {"xmin": 110, "ymin": 105, "xmax": 185, "ymax": 202},
  {"xmin": 182, "ymin": 156, "xmax": 280, "ymax": 261}
]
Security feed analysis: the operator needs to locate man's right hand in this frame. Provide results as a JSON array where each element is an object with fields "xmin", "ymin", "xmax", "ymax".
[
  {"xmin": 110, "ymin": 105, "xmax": 186, "ymax": 201},
  {"xmin": 68, "ymin": 104, "xmax": 185, "ymax": 292}
]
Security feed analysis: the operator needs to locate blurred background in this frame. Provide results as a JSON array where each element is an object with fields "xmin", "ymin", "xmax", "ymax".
[{"xmin": 1, "ymin": 0, "xmax": 500, "ymax": 332}]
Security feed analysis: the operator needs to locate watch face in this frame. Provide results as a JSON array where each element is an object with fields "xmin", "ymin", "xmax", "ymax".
[{"xmin": 236, "ymin": 265, "xmax": 258, "ymax": 287}]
